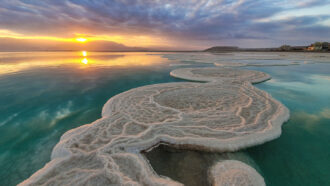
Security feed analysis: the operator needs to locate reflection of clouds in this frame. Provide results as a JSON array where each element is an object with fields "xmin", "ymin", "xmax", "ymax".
[
  {"xmin": 0, "ymin": 113, "xmax": 18, "ymax": 127},
  {"xmin": 49, "ymin": 101, "xmax": 73, "ymax": 127},
  {"xmin": 292, "ymin": 108, "xmax": 330, "ymax": 126},
  {"xmin": 313, "ymin": 75, "xmax": 330, "ymax": 81},
  {"xmin": 320, "ymin": 108, "xmax": 330, "ymax": 119},
  {"xmin": 266, "ymin": 74, "xmax": 330, "ymax": 97},
  {"xmin": 33, "ymin": 101, "xmax": 74, "ymax": 128}
]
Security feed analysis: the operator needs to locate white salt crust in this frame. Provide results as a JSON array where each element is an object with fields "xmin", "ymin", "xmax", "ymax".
[
  {"xmin": 20, "ymin": 67, "xmax": 289, "ymax": 186},
  {"xmin": 209, "ymin": 160, "xmax": 265, "ymax": 186},
  {"xmin": 170, "ymin": 67, "xmax": 271, "ymax": 83},
  {"xmin": 162, "ymin": 52, "xmax": 330, "ymax": 66}
]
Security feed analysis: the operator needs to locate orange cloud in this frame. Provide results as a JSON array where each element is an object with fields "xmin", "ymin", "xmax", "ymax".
[{"xmin": 0, "ymin": 29, "xmax": 172, "ymax": 48}]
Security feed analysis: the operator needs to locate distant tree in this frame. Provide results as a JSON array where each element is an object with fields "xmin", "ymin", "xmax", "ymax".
[
  {"xmin": 314, "ymin": 42, "xmax": 322, "ymax": 46},
  {"xmin": 279, "ymin": 45, "xmax": 291, "ymax": 51},
  {"xmin": 322, "ymin": 42, "xmax": 329, "ymax": 50},
  {"xmin": 314, "ymin": 42, "xmax": 322, "ymax": 50}
]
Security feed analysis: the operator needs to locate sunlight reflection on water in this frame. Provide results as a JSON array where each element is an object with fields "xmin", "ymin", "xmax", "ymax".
[{"xmin": 0, "ymin": 52, "xmax": 169, "ymax": 76}]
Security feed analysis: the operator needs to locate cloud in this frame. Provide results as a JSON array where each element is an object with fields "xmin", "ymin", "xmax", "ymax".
[
  {"xmin": 296, "ymin": 0, "xmax": 330, "ymax": 8},
  {"xmin": 0, "ymin": 0, "xmax": 329, "ymax": 48},
  {"xmin": 0, "ymin": 37, "xmax": 145, "ymax": 51}
]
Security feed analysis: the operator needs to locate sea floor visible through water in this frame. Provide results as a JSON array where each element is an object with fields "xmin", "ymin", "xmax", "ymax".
[{"xmin": 0, "ymin": 52, "xmax": 329, "ymax": 185}]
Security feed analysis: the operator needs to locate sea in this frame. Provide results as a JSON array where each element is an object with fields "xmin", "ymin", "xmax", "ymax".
[{"xmin": 0, "ymin": 52, "xmax": 329, "ymax": 185}]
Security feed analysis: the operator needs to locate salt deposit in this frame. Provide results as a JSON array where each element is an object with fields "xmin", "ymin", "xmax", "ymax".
[
  {"xmin": 208, "ymin": 160, "xmax": 265, "ymax": 186},
  {"xmin": 20, "ymin": 67, "xmax": 289, "ymax": 186}
]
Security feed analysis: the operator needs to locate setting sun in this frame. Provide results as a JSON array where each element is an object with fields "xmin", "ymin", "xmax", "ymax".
[
  {"xmin": 82, "ymin": 51, "xmax": 87, "ymax": 56},
  {"xmin": 76, "ymin": 38, "xmax": 87, "ymax": 42}
]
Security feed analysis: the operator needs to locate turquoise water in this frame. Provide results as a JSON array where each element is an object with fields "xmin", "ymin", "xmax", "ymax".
[
  {"xmin": 0, "ymin": 52, "xmax": 329, "ymax": 185},
  {"xmin": 0, "ymin": 52, "xmax": 184, "ymax": 186},
  {"xmin": 146, "ymin": 60, "xmax": 330, "ymax": 185},
  {"xmin": 244, "ymin": 64, "xmax": 330, "ymax": 186}
]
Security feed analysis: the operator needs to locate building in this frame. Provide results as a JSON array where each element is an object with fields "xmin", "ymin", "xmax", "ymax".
[
  {"xmin": 307, "ymin": 46, "xmax": 315, "ymax": 51},
  {"xmin": 322, "ymin": 42, "xmax": 329, "ymax": 50}
]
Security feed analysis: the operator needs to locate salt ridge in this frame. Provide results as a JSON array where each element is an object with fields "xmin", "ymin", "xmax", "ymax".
[{"xmin": 20, "ymin": 67, "xmax": 289, "ymax": 186}]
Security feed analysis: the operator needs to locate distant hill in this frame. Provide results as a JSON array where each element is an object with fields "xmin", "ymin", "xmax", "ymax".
[
  {"xmin": 205, "ymin": 42, "xmax": 330, "ymax": 53},
  {"xmin": 204, "ymin": 46, "xmax": 239, "ymax": 52}
]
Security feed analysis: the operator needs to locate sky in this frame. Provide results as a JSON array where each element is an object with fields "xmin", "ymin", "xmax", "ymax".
[{"xmin": 0, "ymin": 0, "xmax": 330, "ymax": 51}]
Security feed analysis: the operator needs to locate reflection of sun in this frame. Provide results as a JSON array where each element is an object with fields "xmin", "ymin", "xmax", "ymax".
[
  {"xmin": 0, "ymin": 53, "xmax": 168, "ymax": 75},
  {"xmin": 82, "ymin": 51, "xmax": 87, "ymax": 56},
  {"xmin": 81, "ymin": 58, "xmax": 88, "ymax": 64},
  {"xmin": 76, "ymin": 38, "xmax": 87, "ymax": 42}
]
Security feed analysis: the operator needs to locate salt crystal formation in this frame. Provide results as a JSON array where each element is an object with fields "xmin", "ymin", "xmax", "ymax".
[
  {"xmin": 170, "ymin": 67, "xmax": 271, "ymax": 83},
  {"xmin": 20, "ymin": 67, "xmax": 289, "ymax": 186},
  {"xmin": 214, "ymin": 61, "xmax": 300, "ymax": 67},
  {"xmin": 162, "ymin": 52, "xmax": 330, "ymax": 66},
  {"xmin": 209, "ymin": 160, "xmax": 265, "ymax": 186}
]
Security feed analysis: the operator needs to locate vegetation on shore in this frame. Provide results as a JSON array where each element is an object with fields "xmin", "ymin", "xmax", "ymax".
[{"xmin": 205, "ymin": 42, "xmax": 330, "ymax": 52}]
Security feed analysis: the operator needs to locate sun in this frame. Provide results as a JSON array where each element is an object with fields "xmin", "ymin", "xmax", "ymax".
[{"xmin": 76, "ymin": 38, "xmax": 87, "ymax": 42}]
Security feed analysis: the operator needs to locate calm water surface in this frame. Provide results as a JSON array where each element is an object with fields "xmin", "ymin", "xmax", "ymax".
[
  {"xmin": 146, "ymin": 57, "xmax": 330, "ymax": 186},
  {"xmin": 0, "ymin": 52, "xmax": 329, "ymax": 185},
  {"xmin": 245, "ymin": 64, "xmax": 330, "ymax": 186},
  {"xmin": 0, "ymin": 52, "xmax": 185, "ymax": 185}
]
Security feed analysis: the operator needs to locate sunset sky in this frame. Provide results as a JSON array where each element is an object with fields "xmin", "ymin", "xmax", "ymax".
[{"xmin": 0, "ymin": 0, "xmax": 330, "ymax": 51}]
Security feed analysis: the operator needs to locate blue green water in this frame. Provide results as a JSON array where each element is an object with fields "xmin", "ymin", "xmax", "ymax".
[
  {"xmin": 244, "ymin": 64, "xmax": 330, "ymax": 186},
  {"xmin": 146, "ymin": 61, "xmax": 330, "ymax": 186},
  {"xmin": 0, "ymin": 52, "xmax": 184, "ymax": 185},
  {"xmin": 0, "ymin": 52, "xmax": 329, "ymax": 185}
]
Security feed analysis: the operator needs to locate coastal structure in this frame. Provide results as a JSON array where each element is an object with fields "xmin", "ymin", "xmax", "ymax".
[{"xmin": 307, "ymin": 42, "xmax": 329, "ymax": 51}]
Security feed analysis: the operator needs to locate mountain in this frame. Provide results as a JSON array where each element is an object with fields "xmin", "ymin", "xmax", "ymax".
[{"xmin": 204, "ymin": 46, "xmax": 239, "ymax": 52}]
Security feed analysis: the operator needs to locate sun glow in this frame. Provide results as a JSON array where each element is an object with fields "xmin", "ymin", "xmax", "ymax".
[
  {"xmin": 0, "ymin": 29, "xmax": 173, "ymax": 48},
  {"xmin": 82, "ymin": 51, "xmax": 87, "ymax": 56},
  {"xmin": 81, "ymin": 58, "xmax": 88, "ymax": 64},
  {"xmin": 76, "ymin": 38, "xmax": 87, "ymax": 42},
  {"xmin": 0, "ymin": 29, "xmax": 172, "ymax": 47}
]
